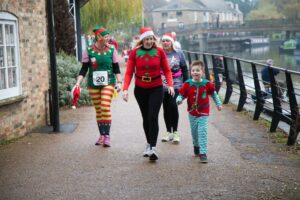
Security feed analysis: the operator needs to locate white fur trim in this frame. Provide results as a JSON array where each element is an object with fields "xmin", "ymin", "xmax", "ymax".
[
  {"xmin": 162, "ymin": 35, "xmax": 175, "ymax": 44},
  {"xmin": 140, "ymin": 31, "xmax": 154, "ymax": 40}
]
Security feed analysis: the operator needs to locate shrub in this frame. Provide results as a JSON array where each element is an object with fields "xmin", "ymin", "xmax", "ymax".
[{"xmin": 56, "ymin": 51, "xmax": 91, "ymax": 107}]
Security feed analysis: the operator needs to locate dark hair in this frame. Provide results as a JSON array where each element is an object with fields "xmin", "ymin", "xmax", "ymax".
[{"xmin": 190, "ymin": 60, "xmax": 204, "ymax": 70}]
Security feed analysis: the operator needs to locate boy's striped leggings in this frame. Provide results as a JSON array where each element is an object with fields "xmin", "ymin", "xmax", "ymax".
[{"xmin": 188, "ymin": 114, "xmax": 209, "ymax": 154}]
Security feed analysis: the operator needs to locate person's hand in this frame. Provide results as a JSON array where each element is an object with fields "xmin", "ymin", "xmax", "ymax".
[
  {"xmin": 217, "ymin": 105, "xmax": 222, "ymax": 111},
  {"xmin": 72, "ymin": 84, "xmax": 80, "ymax": 91},
  {"xmin": 115, "ymin": 82, "xmax": 122, "ymax": 93},
  {"xmin": 168, "ymin": 86, "xmax": 175, "ymax": 97},
  {"xmin": 122, "ymin": 90, "xmax": 128, "ymax": 102}
]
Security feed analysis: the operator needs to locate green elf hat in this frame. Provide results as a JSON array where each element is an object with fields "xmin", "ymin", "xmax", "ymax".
[{"xmin": 93, "ymin": 26, "xmax": 110, "ymax": 37}]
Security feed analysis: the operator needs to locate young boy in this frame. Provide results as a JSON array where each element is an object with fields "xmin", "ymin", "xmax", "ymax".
[{"xmin": 176, "ymin": 60, "xmax": 222, "ymax": 163}]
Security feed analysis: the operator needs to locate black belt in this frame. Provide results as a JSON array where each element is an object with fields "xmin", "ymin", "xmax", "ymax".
[
  {"xmin": 189, "ymin": 103, "xmax": 209, "ymax": 109},
  {"xmin": 136, "ymin": 75, "xmax": 161, "ymax": 82}
]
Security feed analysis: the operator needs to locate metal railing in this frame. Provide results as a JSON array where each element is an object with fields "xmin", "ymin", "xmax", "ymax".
[{"xmin": 184, "ymin": 50, "xmax": 300, "ymax": 145}]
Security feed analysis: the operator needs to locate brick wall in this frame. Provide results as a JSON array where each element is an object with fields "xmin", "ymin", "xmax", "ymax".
[{"xmin": 0, "ymin": 0, "xmax": 50, "ymax": 141}]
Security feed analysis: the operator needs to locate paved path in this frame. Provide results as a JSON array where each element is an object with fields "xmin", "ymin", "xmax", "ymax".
[{"xmin": 0, "ymin": 85, "xmax": 300, "ymax": 200}]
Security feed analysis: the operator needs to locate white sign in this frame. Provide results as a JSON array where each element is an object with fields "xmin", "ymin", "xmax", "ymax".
[{"xmin": 93, "ymin": 71, "xmax": 108, "ymax": 86}]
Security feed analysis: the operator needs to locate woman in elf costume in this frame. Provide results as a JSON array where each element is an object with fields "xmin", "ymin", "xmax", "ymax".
[
  {"xmin": 122, "ymin": 27, "xmax": 174, "ymax": 161},
  {"xmin": 74, "ymin": 26, "xmax": 122, "ymax": 147}
]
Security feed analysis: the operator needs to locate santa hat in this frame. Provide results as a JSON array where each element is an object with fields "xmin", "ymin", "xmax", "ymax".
[
  {"xmin": 71, "ymin": 86, "xmax": 81, "ymax": 109},
  {"xmin": 162, "ymin": 32, "xmax": 175, "ymax": 44},
  {"xmin": 139, "ymin": 27, "xmax": 155, "ymax": 40}
]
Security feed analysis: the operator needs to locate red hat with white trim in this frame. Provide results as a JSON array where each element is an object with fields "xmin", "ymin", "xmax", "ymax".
[
  {"xmin": 139, "ymin": 27, "xmax": 155, "ymax": 40},
  {"xmin": 162, "ymin": 32, "xmax": 175, "ymax": 44}
]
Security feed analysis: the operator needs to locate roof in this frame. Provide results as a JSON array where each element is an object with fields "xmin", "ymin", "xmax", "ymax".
[
  {"xmin": 153, "ymin": 0, "xmax": 240, "ymax": 13},
  {"xmin": 144, "ymin": 0, "xmax": 168, "ymax": 12},
  {"xmin": 153, "ymin": 0, "xmax": 210, "ymax": 12},
  {"xmin": 198, "ymin": 0, "xmax": 238, "ymax": 13}
]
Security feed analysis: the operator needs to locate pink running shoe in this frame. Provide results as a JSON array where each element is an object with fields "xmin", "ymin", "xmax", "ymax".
[
  {"xmin": 95, "ymin": 135, "xmax": 105, "ymax": 145},
  {"xmin": 103, "ymin": 135, "xmax": 111, "ymax": 147}
]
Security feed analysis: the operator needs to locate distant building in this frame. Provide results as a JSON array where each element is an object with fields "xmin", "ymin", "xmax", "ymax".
[
  {"xmin": 151, "ymin": 0, "xmax": 243, "ymax": 34},
  {"xmin": 144, "ymin": 0, "xmax": 168, "ymax": 28},
  {"xmin": 152, "ymin": 0, "xmax": 210, "ymax": 32},
  {"xmin": 201, "ymin": 0, "xmax": 243, "ymax": 26}
]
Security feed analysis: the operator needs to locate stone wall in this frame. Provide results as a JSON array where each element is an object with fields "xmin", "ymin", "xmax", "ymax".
[
  {"xmin": 152, "ymin": 11, "xmax": 204, "ymax": 29},
  {"xmin": 0, "ymin": 0, "xmax": 50, "ymax": 141}
]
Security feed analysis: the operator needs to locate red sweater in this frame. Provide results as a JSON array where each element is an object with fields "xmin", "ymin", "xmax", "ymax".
[
  {"xmin": 178, "ymin": 79, "xmax": 215, "ymax": 117},
  {"xmin": 123, "ymin": 47, "xmax": 173, "ymax": 90}
]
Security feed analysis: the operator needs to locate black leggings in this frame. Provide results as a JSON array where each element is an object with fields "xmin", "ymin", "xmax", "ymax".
[
  {"xmin": 162, "ymin": 90, "xmax": 179, "ymax": 133},
  {"xmin": 134, "ymin": 85, "xmax": 163, "ymax": 147}
]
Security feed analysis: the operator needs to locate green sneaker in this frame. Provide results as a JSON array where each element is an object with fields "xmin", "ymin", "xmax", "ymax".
[
  {"xmin": 172, "ymin": 131, "xmax": 180, "ymax": 144},
  {"xmin": 161, "ymin": 132, "xmax": 172, "ymax": 142},
  {"xmin": 200, "ymin": 154, "xmax": 208, "ymax": 163}
]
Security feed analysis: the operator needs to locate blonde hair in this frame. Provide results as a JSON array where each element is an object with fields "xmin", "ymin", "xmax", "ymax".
[
  {"xmin": 160, "ymin": 38, "xmax": 176, "ymax": 52},
  {"xmin": 134, "ymin": 36, "xmax": 158, "ymax": 49}
]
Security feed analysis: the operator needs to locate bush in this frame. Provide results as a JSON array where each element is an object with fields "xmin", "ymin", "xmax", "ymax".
[{"xmin": 56, "ymin": 51, "xmax": 91, "ymax": 107}]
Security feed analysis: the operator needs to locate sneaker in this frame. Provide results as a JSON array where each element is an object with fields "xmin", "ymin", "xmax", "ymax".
[
  {"xmin": 149, "ymin": 147, "xmax": 158, "ymax": 161},
  {"xmin": 169, "ymin": 132, "xmax": 174, "ymax": 141},
  {"xmin": 143, "ymin": 144, "xmax": 151, "ymax": 157},
  {"xmin": 95, "ymin": 135, "xmax": 105, "ymax": 145},
  {"xmin": 194, "ymin": 146, "xmax": 200, "ymax": 156},
  {"xmin": 172, "ymin": 131, "xmax": 180, "ymax": 144},
  {"xmin": 161, "ymin": 132, "xmax": 173, "ymax": 142},
  {"xmin": 103, "ymin": 135, "xmax": 111, "ymax": 147},
  {"xmin": 200, "ymin": 154, "xmax": 208, "ymax": 163}
]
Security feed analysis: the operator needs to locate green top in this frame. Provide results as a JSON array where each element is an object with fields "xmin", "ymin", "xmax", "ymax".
[
  {"xmin": 87, "ymin": 46, "xmax": 116, "ymax": 88},
  {"xmin": 186, "ymin": 79, "xmax": 209, "ymax": 87}
]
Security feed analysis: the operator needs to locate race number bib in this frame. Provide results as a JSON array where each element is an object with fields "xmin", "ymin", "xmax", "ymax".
[{"xmin": 93, "ymin": 71, "xmax": 108, "ymax": 86}]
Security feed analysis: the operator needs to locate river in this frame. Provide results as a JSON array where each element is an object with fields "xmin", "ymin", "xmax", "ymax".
[{"xmin": 187, "ymin": 42, "xmax": 300, "ymax": 72}]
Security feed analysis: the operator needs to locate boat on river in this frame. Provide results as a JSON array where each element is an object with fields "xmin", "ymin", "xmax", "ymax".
[
  {"xmin": 279, "ymin": 39, "xmax": 299, "ymax": 54},
  {"xmin": 243, "ymin": 37, "xmax": 269, "ymax": 47}
]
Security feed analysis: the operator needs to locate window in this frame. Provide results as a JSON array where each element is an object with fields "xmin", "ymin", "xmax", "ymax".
[
  {"xmin": 0, "ymin": 12, "xmax": 21, "ymax": 100},
  {"xmin": 162, "ymin": 12, "xmax": 168, "ymax": 17},
  {"xmin": 178, "ymin": 22, "xmax": 184, "ymax": 29},
  {"xmin": 176, "ymin": 11, "xmax": 182, "ymax": 17}
]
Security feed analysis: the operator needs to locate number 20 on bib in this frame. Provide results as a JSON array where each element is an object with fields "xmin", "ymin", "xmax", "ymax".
[{"xmin": 93, "ymin": 71, "xmax": 108, "ymax": 86}]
